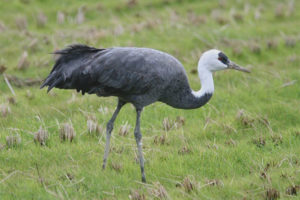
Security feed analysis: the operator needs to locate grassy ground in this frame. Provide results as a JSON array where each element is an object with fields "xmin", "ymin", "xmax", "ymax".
[{"xmin": 0, "ymin": 0, "xmax": 300, "ymax": 199}]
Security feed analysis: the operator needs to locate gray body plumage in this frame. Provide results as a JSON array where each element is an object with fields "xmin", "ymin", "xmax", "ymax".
[
  {"xmin": 41, "ymin": 44, "xmax": 214, "ymax": 183},
  {"xmin": 41, "ymin": 45, "xmax": 212, "ymax": 109}
]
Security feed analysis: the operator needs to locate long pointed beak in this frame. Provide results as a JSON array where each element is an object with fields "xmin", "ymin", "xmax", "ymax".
[{"xmin": 227, "ymin": 61, "xmax": 250, "ymax": 73}]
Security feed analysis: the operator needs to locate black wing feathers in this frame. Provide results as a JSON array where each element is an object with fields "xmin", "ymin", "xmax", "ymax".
[{"xmin": 40, "ymin": 44, "xmax": 159, "ymax": 96}]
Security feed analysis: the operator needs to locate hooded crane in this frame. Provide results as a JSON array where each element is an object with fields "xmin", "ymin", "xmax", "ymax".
[{"xmin": 41, "ymin": 44, "xmax": 250, "ymax": 182}]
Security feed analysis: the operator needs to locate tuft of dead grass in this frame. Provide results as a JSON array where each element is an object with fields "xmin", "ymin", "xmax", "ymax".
[
  {"xmin": 205, "ymin": 179, "xmax": 223, "ymax": 187},
  {"xmin": 150, "ymin": 182, "xmax": 168, "ymax": 199},
  {"xmin": 286, "ymin": 185, "xmax": 299, "ymax": 196},
  {"xmin": 285, "ymin": 37, "xmax": 296, "ymax": 48},
  {"xmin": 0, "ymin": 104, "xmax": 11, "ymax": 117},
  {"xmin": 26, "ymin": 90, "xmax": 34, "ymax": 100},
  {"xmin": 119, "ymin": 122, "xmax": 131, "ymax": 136},
  {"xmin": 182, "ymin": 176, "xmax": 194, "ymax": 193},
  {"xmin": 111, "ymin": 162, "xmax": 122, "ymax": 172},
  {"xmin": 0, "ymin": 21, "xmax": 6, "ymax": 32},
  {"xmin": 266, "ymin": 188, "xmax": 280, "ymax": 200},
  {"xmin": 211, "ymin": 10, "xmax": 228, "ymax": 25},
  {"xmin": 271, "ymin": 134, "xmax": 283, "ymax": 146},
  {"xmin": 175, "ymin": 116, "xmax": 185, "ymax": 128},
  {"xmin": 6, "ymin": 134, "xmax": 21, "ymax": 148},
  {"xmin": 76, "ymin": 7, "xmax": 85, "ymax": 24},
  {"xmin": 178, "ymin": 146, "xmax": 191, "ymax": 155},
  {"xmin": 236, "ymin": 109, "xmax": 255, "ymax": 127},
  {"xmin": 0, "ymin": 65, "xmax": 6, "ymax": 74},
  {"xmin": 15, "ymin": 17, "xmax": 28, "ymax": 31},
  {"xmin": 162, "ymin": 118, "xmax": 171, "ymax": 131},
  {"xmin": 248, "ymin": 43, "xmax": 261, "ymax": 54},
  {"xmin": 225, "ymin": 138, "xmax": 236, "ymax": 146},
  {"xmin": 57, "ymin": 11, "xmax": 65, "ymax": 24},
  {"xmin": 87, "ymin": 119, "xmax": 103, "ymax": 136},
  {"xmin": 274, "ymin": 4, "xmax": 285, "ymax": 18},
  {"xmin": 36, "ymin": 12, "xmax": 47, "ymax": 28},
  {"xmin": 34, "ymin": 126, "xmax": 48, "ymax": 146},
  {"xmin": 154, "ymin": 135, "xmax": 166, "ymax": 145},
  {"xmin": 267, "ymin": 40, "xmax": 278, "ymax": 49},
  {"xmin": 129, "ymin": 189, "xmax": 146, "ymax": 200},
  {"xmin": 17, "ymin": 51, "xmax": 29, "ymax": 70},
  {"xmin": 60, "ymin": 123, "xmax": 76, "ymax": 142},
  {"xmin": 252, "ymin": 137, "xmax": 266, "ymax": 147}
]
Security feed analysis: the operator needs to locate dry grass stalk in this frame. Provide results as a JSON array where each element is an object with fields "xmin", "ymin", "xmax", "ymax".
[
  {"xmin": 15, "ymin": 17, "xmax": 28, "ymax": 30},
  {"xmin": 182, "ymin": 177, "xmax": 194, "ymax": 193},
  {"xmin": 34, "ymin": 126, "xmax": 48, "ymax": 145},
  {"xmin": 57, "ymin": 11, "xmax": 65, "ymax": 24},
  {"xmin": 129, "ymin": 189, "xmax": 145, "ymax": 200},
  {"xmin": 60, "ymin": 123, "xmax": 76, "ymax": 142},
  {"xmin": 150, "ymin": 182, "xmax": 168, "ymax": 199},
  {"xmin": 36, "ymin": 12, "xmax": 47, "ymax": 27},
  {"xmin": 87, "ymin": 119, "xmax": 103, "ymax": 136},
  {"xmin": 17, "ymin": 51, "xmax": 29, "ymax": 70},
  {"xmin": 0, "ymin": 104, "xmax": 11, "ymax": 117},
  {"xmin": 111, "ymin": 162, "xmax": 122, "ymax": 172},
  {"xmin": 119, "ymin": 122, "xmax": 131, "ymax": 136},
  {"xmin": 266, "ymin": 188, "xmax": 280, "ymax": 200},
  {"xmin": 6, "ymin": 134, "xmax": 21, "ymax": 148},
  {"xmin": 162, "ymin": 118, "xmax": 171, "ymax": 131}
]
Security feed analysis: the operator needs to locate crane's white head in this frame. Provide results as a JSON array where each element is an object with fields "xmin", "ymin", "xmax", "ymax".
[{"xmin": 198, "ymin": 49, "xmax": 250, "ymax": 73}]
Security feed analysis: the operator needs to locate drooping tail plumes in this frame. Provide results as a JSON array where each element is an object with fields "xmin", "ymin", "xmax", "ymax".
[{"xmin": 40, "ymin": 44, "xmax": 105, "ymax": 94}]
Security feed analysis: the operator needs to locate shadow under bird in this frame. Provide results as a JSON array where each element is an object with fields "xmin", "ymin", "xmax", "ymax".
[{"xmin": 41, "ymin": 44, "xmax": 250, "ymax": 182}]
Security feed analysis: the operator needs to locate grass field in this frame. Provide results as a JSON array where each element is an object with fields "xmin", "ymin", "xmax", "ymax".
[{"xmin": 0, "ymin": 0, "xmax": 300, "ymax": 199}]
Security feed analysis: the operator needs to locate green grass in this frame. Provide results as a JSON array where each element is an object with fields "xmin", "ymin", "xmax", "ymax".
[{"xmin": 0, "ymin": 0, "xmax": 300, "ymax": 199}]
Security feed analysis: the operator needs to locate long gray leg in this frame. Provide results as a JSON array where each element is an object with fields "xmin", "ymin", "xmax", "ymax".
[
  {"xmin": 102, "ymin": 100, "xmax": 125, "ymax": 169},
  {"xmin": 134, "ymin": 108, "xmax": 146, "ymax": 182}
]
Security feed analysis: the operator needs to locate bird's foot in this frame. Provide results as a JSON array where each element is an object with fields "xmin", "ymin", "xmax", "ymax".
[
  {"xmin": 142, "ymin": 176, "xmax": 146, "ymax": 183},
  {"xmin": 102, "ymin": 160, "xmax": 107, "ymax": 170}
]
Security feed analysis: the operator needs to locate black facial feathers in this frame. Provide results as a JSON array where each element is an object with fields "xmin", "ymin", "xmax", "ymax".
[{"xmin": 218, "ymin": 52, "xmax": 229, "ymax": 65}]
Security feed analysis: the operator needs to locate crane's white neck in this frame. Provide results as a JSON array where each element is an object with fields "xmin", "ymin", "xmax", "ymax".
[{"xmin": 192, "ymin": 68, "xmax": 214, "ymax": 98}]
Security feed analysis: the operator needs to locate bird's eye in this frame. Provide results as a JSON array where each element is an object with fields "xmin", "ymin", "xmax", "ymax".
[{"xmin": 218, "ymin": 52, "xmax": 228, "ymax": 65}]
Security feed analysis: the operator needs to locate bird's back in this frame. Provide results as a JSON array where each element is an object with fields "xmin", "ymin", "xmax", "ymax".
[{"xmin": 41, "ymin": 45, "xmax": 190, "ymax": 106}]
